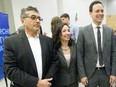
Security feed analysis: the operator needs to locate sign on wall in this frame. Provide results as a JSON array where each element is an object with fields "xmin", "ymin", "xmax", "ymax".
[{"xmin": 0, "ymin": 12, "xmax": 9, "ymax": 80}]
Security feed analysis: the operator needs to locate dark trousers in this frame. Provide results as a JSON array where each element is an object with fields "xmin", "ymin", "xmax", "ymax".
[
  {"xmin": 86, "ymin": 67, "xmax": 110, "ymax": 87},
  {"xmin": 53, "ymin": 82, "xmax": 78, "ymax": 87}
]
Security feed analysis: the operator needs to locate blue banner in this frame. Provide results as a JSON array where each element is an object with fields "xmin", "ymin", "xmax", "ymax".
[{"xmin": 0, "ymin": 12, "xmax": 9, "ymax": 80}]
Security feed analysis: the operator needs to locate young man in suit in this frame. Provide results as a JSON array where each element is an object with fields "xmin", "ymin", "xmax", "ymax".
[
  {"xmin": 3, "ymin": 6, "xmax": 59, "ymax": 87},
  {"xmin": 77, "ymin": 1, "xmax": 116, "ymax": 87}
]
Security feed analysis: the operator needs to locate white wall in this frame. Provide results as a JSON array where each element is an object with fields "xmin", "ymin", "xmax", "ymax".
[
  {"xmin": 2, "ymin": 0, "xmax": 115, "ymax": 34},
  {"xmin": 107, "ymin": 0, "xmax": 116, "ymax": 14},
  {"xmin": 57, "ymin": 0, "xmax": 63, "ymax": 16},
  {"xmin": 0, "ymin": 0, "xmax": 4, "ymax": 12},
  {"xmin": 11, "ymin": 0, "xmax": 58, "ymax": 36},
  {"xmin": 10, "ymin": 0, "xmax": 107, "ymax": 35},
  {"xmin": 62, "ymin": 0, "xmax": 107, "ymax": 27},
  {"xmin": 4, "ymin": 0, "xmax": 15, "ymax": 33}
]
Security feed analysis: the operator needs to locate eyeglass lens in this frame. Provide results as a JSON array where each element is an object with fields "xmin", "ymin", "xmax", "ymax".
[{"xmin": 28, "ymin": 15, "xmax": 43, "ymax": 21}]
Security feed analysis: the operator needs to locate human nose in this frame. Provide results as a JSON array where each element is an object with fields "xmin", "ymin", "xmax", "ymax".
[
  {"xmin": 36, "ymin": 18, "xmax": 41, "ymax": 23},
  {"xmin": 67, "ymin": 31, "xmax": 71, "ymax": 35},
  {"xmin": 36, "ymin": 17, "xmax": 43, "ymax": 22}
]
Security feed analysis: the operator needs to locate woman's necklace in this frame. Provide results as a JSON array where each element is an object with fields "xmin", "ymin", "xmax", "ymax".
[{"xmin": 61, "ymin": 46, "xmax": 70, "ymax": 51}]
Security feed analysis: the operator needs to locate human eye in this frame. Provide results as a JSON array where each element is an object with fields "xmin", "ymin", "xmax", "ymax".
[{"xmin": 31, "ymin": 15, "xmax": 36, "ymax": 20}]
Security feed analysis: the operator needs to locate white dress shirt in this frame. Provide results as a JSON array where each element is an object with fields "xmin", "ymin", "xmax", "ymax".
[
  {"xmin": 26, "ymin": 33, "xmax": 43, "ymax": 79},
  {"xmin": 92, "ymin": 23, "xmax": 104, "ymax": 67}
]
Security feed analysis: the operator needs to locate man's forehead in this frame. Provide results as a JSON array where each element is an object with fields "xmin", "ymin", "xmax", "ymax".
[
  {"xmin": 26, "ymin": 11, "xmax": 40, "ymax": 16},
  {"xmin": 61, "ymin": 17, "xmax": 66, "ymax": 20}
]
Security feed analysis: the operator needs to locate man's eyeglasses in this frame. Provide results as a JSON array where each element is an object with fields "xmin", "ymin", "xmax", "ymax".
[{"xmin": 24, "ymin": 15, "xmax": 43, "ymax": 21}]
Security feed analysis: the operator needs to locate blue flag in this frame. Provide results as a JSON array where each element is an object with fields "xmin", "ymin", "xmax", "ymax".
[{"xmin": 0, "ymin": 12, "xmax": 9, "ymax": 80}]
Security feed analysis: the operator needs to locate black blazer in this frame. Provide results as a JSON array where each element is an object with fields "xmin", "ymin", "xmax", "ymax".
[
  {"xmin": 3, "ymin": 31, "xmax": 59, "ymax": 87},
  {"xmin": 54, "ymin": 44, "xmax": 78, "ymax": 87}
]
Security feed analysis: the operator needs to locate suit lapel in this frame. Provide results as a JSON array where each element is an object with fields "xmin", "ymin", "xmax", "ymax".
[
  {"xmin": 102, "ymin": 25, "xmax": 107, "ymax": 51},
  {"xmin": 88, "ymin": 24, "xmax": 97, "ymax": 52},
  {"xmin": 59, "ymin": 47, "xmax": 74, "ymax": 69},
  {"xmin": 20, "ymin": 31, "xmax": 38, "ymax": 73},
  {"xmin": 39, "ymin": 35, "xmax": 45, "ymax": 70},
  {"xmin": 58, "ymin": 48, "xmax": 68, "ymax": 69},
  {"xmin": 68, "ymin": 46, "xmax": 74, "ymax": 69}
]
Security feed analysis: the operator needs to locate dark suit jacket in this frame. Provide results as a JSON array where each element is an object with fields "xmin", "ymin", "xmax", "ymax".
[
  {"xmin": 77, "ymin": 24, "xmax": 116, "ymax": 79},
  {"xmin": 3, "ymin": 31, "xmax": 59, "ymax": 87},
  {"xmin": 54, "ymin": 44, "xmax": 78, "ymax": 87}
]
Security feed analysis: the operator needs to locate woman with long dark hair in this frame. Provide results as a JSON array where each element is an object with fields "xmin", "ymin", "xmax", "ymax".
[{"xmin": 53, "ymin": 23, "xmax": 78, "ymax": 87}]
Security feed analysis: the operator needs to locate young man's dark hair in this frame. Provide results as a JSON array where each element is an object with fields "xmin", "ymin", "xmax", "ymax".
[
  {"xmin": 89, "ymin": 0, "xmax": 103, "ymax": 12},
  {"xmin": 60, "ymin": 13, "xmax": 70, "ymax": 19}
]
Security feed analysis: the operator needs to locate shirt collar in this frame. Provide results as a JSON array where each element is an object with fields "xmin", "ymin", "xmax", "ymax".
[
  {"xmin": 92, "ymin": 22, "xmax": 102, "ymax": 29},
  {"xmin": 25, "ymin": 32, "xmax": 39, "ymax": 38}
]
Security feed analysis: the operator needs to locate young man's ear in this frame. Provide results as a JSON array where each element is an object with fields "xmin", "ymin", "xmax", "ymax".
[{"xmin": 21, "ymin": 18, "xmax": 24, "ymax": 24}]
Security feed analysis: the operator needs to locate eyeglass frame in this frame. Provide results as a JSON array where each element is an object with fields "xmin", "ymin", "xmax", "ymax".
[{"xmin": 23, "ymin": 15, "xmax": 43, "ymax": 21}]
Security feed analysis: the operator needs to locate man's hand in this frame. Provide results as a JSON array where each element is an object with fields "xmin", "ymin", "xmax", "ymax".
[
  {"xmin": 37, "ymin": 78, "xmax": 53, "ymax": 87},
  {"xmin": 109, "ymin": 75, "xmax": 116, "ymax": 84},
  {"xmin": 81, "ymin": 77, "xmax": 88, "ymax": 86}
]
